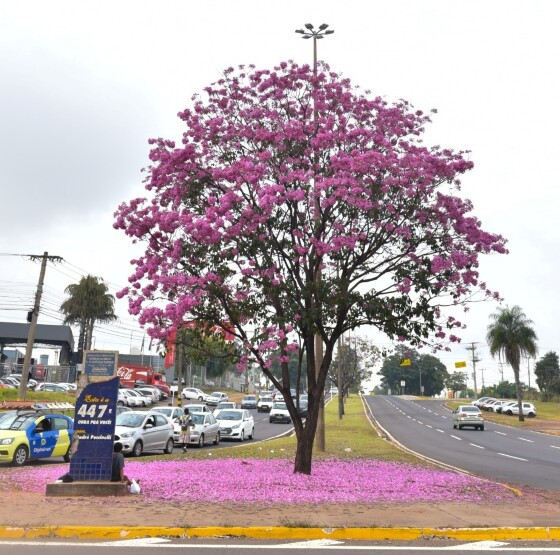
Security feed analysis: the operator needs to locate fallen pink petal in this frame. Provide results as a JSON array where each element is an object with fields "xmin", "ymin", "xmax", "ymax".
[{"xmin": 0, "ymin": 458, "xmax": 517, "ymax": 503}]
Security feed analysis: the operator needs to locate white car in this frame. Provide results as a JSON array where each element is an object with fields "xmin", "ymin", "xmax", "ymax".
[
  {"xmin": 188, "ymin": 412, "xmax": 221, "ymax": 447},
  {"xmin": 34, "ymin": 382, "xmax": 70, "ymax": 392},
  {"xmin": 216, "ymin": 409, "xmax": 254, "ymax": 441},
  {"xmin": 185, "ymin": 404, "xmax": 209, "ymax": 414},
  {"xmin": 118, "ymin": 389, "xmax": 143, "ymax": 407},
  {"xmin": 136, "ymin": 387, "xmax": 159, "ymax": 404},
  {"xmin": 181, "ymin": 388, "xmax": 209, "ymax": 402},
  {"xmin": 206, "ymin": 392, "xmax": 229, "ymax": 406},
  {"xmin": 114, "ymin": 411, "xmax": 175, "ymax": 456},
  {"xmin": 505, "ymin": 402, "xmax": 537, "ymax": 417},
  {"xmin": 213, "ymin": 401, "xmax": 236, "ymax": 417},
  {"xmin": 257, "ymin": 396, "xmax": 274, "ymax": 412},
  {"xmin": 135, "ymin": 389, "xmax": 154, "ymax": 406},
  {"xmin": 269, "ymin": 401, "xmax": 291, "ymax": 423}
]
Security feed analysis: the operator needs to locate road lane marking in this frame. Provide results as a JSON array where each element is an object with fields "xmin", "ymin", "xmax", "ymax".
[
  {"xmin": 518, "ymin": 437, "xmax": 534, "ymax": 443},
  {"xmin": 550, "ymin": 445, "xmax": 560, "ymax": 450},
  {"xmin": 417, "ymin": 421, "xmax": 423, "ymax": 424},
  {"xmin": 450, "ymin": 435, "xmax": 462, "ymax": 440},
  {"xmin": 469, "ymin": 443, "xmax": 484, "ymax": 449},
  {"xmin": 498, "ymin": 453, "xmax": 528, "ymax": 461},
  {"xmin": 436, "ymin": 429, "xmax": 444, "ymax": 433},
  {"xmin": 426, "ymin": 425, "xmax": 432, "ymax": 428},
  {"xmin": 494, "ymin": 431, "xmax": 507, "ymax": 435}
]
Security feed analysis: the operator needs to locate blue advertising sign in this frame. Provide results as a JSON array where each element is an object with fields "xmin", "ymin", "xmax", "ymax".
[
  {"xmin": 84, "ymin": 351, "xmax": 117, "ymax": 377},
  {"xmin": 69, "ymin": 377, "xmax": 119, "ymax": 481}
]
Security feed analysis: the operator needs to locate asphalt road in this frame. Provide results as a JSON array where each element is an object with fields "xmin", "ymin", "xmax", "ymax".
[{"xmin": 364, "ymin": 395, "xmax": 560, "ymax": 490}]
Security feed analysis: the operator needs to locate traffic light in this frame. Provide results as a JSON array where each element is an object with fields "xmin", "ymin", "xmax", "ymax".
[{"xmin": 27, "ymin": 310, "xmax": 33, "ymax": 323}]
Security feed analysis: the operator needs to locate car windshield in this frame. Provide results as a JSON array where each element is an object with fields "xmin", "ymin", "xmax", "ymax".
[
  {"xmin": 191, "ymin": 414, "xmax": 204, "ymax": 425},
  {"xmin": 152, "ymin": 408, "xmax": 172, "ymax": 417},
  {"xmin": 274, "ymin": 403, "xmax": 287, "ymax": 410},
  {"xmin": 189, "ymin": 406, "xmax": 204, "ymax": 412},
  {"xmin": 217, "ymin": 410, "xmax": 242, "ymax": 421},
  {"xmin": 116, "ymin": 413, "xmax": 145, "ymax": 427},
  {"xmin": 126, "ymin": 390, "xmax": 139, "ymax": 397},
  {"xmin": 244, "ymin": 396, "xmax": 256, "ymax": 401},
  {"xmin": 138, "ymin": 391, "xmax": 151, "ymax": 396},
  {"xmin": 217, "ymin": 402, "xmax": 233, "ymax": 408},
  {"xmin": 260, "ymin": 397, "xmax": 273, "ymax": 402},
  {"xmin": 0, "ymin": 414, "xmax": 36, "ymax": 430}
]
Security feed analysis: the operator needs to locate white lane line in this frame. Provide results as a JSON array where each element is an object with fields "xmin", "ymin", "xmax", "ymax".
[
  {"xmin": 406, "ymin": 415, "xmax": 411, "ymax": 419},
  {"xmin": 427, "ymin": 410, "xmax": 432, "ymax": 413},
  {"xmin": 550, "ymin": 445, "xmax": 560, "ymax": 450},
  {"xmin": 417, "ymin": 421, "xmax": 423, "ymax": 425},
  {"xmin": 436, "ymin": 429, "xmax": 444, "ymax": 433},
  {"xmin": 494, "ymin": 431, "xmax": 507, "ymax": 435},
  {"xmin": 469, "ymin": 443, "xmax": 484, "ymax": 449},
  {"xmin": 518, "ymin": 437, "xmax": 534, "ymax": 443},
  {"xmin": 498, "ymin": 452, "xmax": 528, "ymax": 461},
  {"xmin": 426, "ymin": 425, "xmax": 432, "ymax": 428},
  {"xmin": 441, "ymin": 415, "xmax": 447, "ymax": 419},
  {"xmin": 450, "ymin": 435, "xmax": 462, "ymax": 440}
]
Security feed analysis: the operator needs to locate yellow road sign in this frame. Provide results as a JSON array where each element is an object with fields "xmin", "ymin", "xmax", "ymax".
[
  {"xmin": 455, "ymin": 361, "xmax": 467, "ymax": 368},
  {"xmin": 400, "ymin": 358, "xmax": 411, "ymax": 366}
]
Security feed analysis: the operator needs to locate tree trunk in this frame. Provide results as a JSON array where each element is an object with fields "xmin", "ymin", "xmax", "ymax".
[
  {"xmin": 293, "ymin": 398, "xmax": 319, "ymax": 474},
  {"xmin": 513, "ymin": 365, "xmax": 525, "ymax": 422}
]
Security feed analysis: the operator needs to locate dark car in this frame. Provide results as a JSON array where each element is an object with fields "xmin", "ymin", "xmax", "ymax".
[{"xmin": 240, "ymin": 395, "xmax": 257, "ymax": 409}]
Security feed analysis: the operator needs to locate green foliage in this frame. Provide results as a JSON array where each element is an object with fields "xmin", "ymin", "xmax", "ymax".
[
  {"xmin": 329, "ymin": 336, "xmax": 379, "ymax": 393},
  {"xmin": 445, "ymin": 371, "xmax": 467, "ymax": 393},
  {"xmin": 268, "ymin": 348, "xmax": 307, "ymax": 391},
  {"xmin": 377, "ymin": 345, "xmax": 449, "ymax": 396},
  {"xmin": 534, "ymin": 352, "xmax": 560, "ymax": 394}
]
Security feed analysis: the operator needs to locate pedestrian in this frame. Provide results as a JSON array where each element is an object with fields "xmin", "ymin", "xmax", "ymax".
[
  {"xmin": 179, "ymin": 407, "xmax": 193, "ymax": 453},
  {"xmin": 111, "ymin": 442, "xmax": 132, "ymax": 486}
]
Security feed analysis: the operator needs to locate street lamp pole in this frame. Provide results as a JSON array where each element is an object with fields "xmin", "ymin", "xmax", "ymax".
[{"xmin": 295, "ymin": 23, "xmax": 334, "ymax": 452}]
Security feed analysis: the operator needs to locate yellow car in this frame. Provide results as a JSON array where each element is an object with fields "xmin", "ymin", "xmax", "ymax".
[{"xmin": 0, "ymin": 410, "xmax": 74, "ymax": 466}]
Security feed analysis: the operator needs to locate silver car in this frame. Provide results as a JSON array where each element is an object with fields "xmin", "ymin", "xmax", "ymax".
[
  {"xmin": 188, "ymin": 412, "xmax": 220, "ymax": 447},
  {"xmin": 452, "ymin": 405, "xmax": 484, "ymax": 431},
  {"xmin": 114, "ymin": 411, "xmax": 175, "ymax": 456}
]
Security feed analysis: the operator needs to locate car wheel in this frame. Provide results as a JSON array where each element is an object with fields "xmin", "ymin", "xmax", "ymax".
[
  {"xmin": 528, "ymin": 412, "xmax": 536, "ymax": 418},
  {"xmin": 63, "ymin": 447, "xmax": 71, "ymax": 462},
  {"xmin": 239, "ymin": 430, "xmax": 244, "ymax": 442},
  {"xmin": 269, "ymin": 418, "xmax": 273, "ymax": 423},
  {"xmin": 213, "ymin": 432, "xmax": 220, "ymax": 445},
  {"xmin": 164, "ymin": 438, "xmax": 174, "ymax": 454},
  {"xmin": 198, "ymin": 434, "xmax": 204, "ymax": 448},
  {"xmin": 132, "ymin": 441, "xmax": 143, "ymax": 457},
  {"xmin": 12, "ymin": 445, "xmax": 28, "ymax": 467},
  {"xmin": 458, "ymin": 425, "xmax": 462, "ymax": 430},
  {"xmin": 198, "ymin": 396, "xmax": 203, "ymax": 401},
  {"xmin": 506, "ymin": 410, "xmax": 512, "ymax": 415},
  {"xmin": 117, "ymin": 400, "xmax": 124, "ymax": 407},
  {"xmin": 480, "ymin": 425, "xmax": 485, "ymax": 431},
  {"xmin": 453, "ymin": 423, "xmax": 456, "ymax": 429},
  {"xmin": 249, "ymin": 427, "xmax": 254, "ymax": 440},
  {"xmin": 488, "ymin": 408, "xmax": 493, "ymax": 412}
]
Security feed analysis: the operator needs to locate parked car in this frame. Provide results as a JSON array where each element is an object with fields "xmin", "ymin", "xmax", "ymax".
[
  {"xmin": 181, "ymin": 388, "xmax": 209, "ymax": 402},
  {"xmin": 496, "ymin": 401, "xmax": 517, "ymax": 414},
  {"xmin": 471, "ymin": 397, "xmax": 493, "ymax": 408},
  {"xmin": 206, "ymin": 392, "xmax": 229, "ymax": 406},
  {"xmin": 188, "ymin": 412, "xmax": 221, "ymax": 447},
  {"xmin": 118, "ymin": 389, "xmax": 142, "ymax": 407},
  {"xmin": 478, "ymin": 398, "xmax": 497, "ymax": 410},
  {"xmin": 136, "ymin": 385, "xmax": 163, "ymax": 402},
  {"xmin": 506, "ymin": 402, "xmax": 537, "ymax": 417},
  {"xmin": 215, "ymin": 409, "xmax": 254, "ymax": 441},
  {"xmin": 8, "ymin": 375, "xmax": 38, "ymax": 389},
  {"xmin": 135, "ymin": 389, "xmax": 155, "ymax": 406},
  {"xmin": 126, "ymin": 389, "xmax": 151, "ymax": 407},
  {"xmin": 452, "ymin": 405, "xmax": 484, "ymax": 430},
  {"xmin": 269, "ymin": 401, "xmax": 291, "ymax": 424},
  {"xmin": 257, "ymin": 396, "xmax": 274, "ymax": 413},
  {"xmin": 113, "ymin": 411, "xmax": 175, "ymax": 456},
  {"xmin": 0, "ymin": 410, "xmax": 73, "ymax": 466},
  {"xmin": 59, "ymin": 382, "xmax": 77, "ymax": 391},
  {"xmin": 240, "ymin": 395, "xmax": 257, "ymax": 410},
  {"xmin": 484, "ymin": 400, "xmax": 505, "ymax": 412},
  {"xmin": 34, "ymin": 382, "xmax": 70, "ymax": 393}
]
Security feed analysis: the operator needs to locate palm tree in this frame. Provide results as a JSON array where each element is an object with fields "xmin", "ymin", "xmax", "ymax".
[
  {"xmin": 60, "ymin": 275, "xmax": 117, "ymax": 358},
  {"xmin": 486, "ymin": 306, "xmax": 537, "ymax": 422}
]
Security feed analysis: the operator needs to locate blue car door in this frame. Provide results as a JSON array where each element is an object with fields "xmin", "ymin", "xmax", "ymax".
[{"xmin": 28, "ymin": 417, "xmax": 58, "ymax": 459}]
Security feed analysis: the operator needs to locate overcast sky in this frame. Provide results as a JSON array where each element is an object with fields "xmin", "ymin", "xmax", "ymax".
[{"xmin": 1, "ymin": 0, "xmax": 558, "ymax": 389}]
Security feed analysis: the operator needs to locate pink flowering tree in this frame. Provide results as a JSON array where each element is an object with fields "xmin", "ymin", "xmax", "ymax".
[{"xmin": 114, "ymin": 62, "xmax": 507, "ymax": 474}]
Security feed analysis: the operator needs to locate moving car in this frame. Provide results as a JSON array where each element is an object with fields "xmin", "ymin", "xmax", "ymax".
[
  {"xmin": 257, "ymin": 396, "xmax": 274, "ymax": 413},
  {"xmin": 206, "ymin": 392, "xmax": 229, "ymax": 406},
  {"xmin": 188, "ymin": 412, "xmax": 221, "ymax": 447},
  {"xmin": 152, "ymin": 407, "xmax": 186, "ymax": 421},
  {"xmin": 269, "ymin": 401, "xmax": 291, "ymax": 424},
  {"xmin": 240, "ymin": 395, "xmax": 257, "ymax": 410},
  {"xmin": 0, "ymin": 410, "xmax": 73, "ymax": 466},
  {"xmin": 215, "ymin": 409, "xmax": 254, "ymax": 441},
  {"xmin": 452, "ymin": 405, "xmax": 484, "ymax": 431},
  {"xmin": 113, "ymin": 411, "xmax": 175, "ymax": 457},
  {"xmin": 213, "ymin": 401, "xmax": 236, "ymax": 418},
  {"xmin": 181, "ymin": 388, "xmax": 209, "ymax": 402}
]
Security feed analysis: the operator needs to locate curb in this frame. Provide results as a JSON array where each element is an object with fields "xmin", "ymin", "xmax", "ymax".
[{"xmin": 1, "ymin": 525, "xmax": 560, "ymax": 542}]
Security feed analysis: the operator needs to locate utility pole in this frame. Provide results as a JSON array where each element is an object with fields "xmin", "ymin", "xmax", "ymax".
[
  {"xmin": 296, "ymin": 22, "xmax": 334, "ymax": 452},
  {"xmin": 18, "ymin": 252, "xmax": 62, "ymax": 400},
  {"xmin": 465, "ymin": 342, "xmax": 480, "ymax": 396},
  {"xmin": 526, "ymin": 356, "xmax": 531, "ymax": 391},
  {"xmin": 479, "ymin": 368, "xmax": 485, "ymax": 394}
]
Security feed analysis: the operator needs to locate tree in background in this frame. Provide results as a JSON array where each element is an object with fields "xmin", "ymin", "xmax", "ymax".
[
  {"xmin": 60, "ymin": 275, "xmax": 117, "ymax": 357},
  {"xmin": 445, "ymin": 371, "xmax": 467, "ymax": 396},
  {"xmin": 378, "ymin": 346, "xmax": 449, "ymax": 396},
  {"xmin": 487, "ymin": 305, "xmax": 538, "ymax": 422},
  {"xmin": 534, "ymin": 352, "xmax": 560, "ymax": 398},
  {"xmin": 329, "ymin": 336, "xmax": 380, "ymax": 408},
  {"xmin": 115, "ymin": 62, "xmax": 506, "ymax": 474}
]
